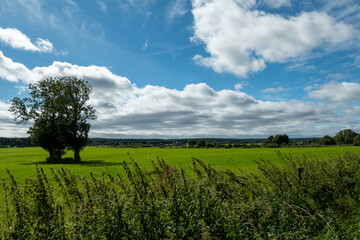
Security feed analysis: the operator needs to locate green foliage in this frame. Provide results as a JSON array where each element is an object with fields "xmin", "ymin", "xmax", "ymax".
[
  {"xmin": 273, "ymin": 134, "xmax": 289, "ymax": 145},
  {"xmin": 334, "ymin": 129, "xmax": 357, "ymax": 145},
  {"xmin": 319, "ymin": 135, "xmax": 336, "ymax": 145},
  {"xmin": 188, "ymin": 139, "xmax": 197, "ymax": 146},
  {"xmin": 2, "ymin": 152, "xmax": 360, "ymax": 238},
  {"xmin": 9, "ymin": 77, "xmax": 96, "ymax": 162},
  {"xmin": 196, "ymin": 139, "xmax": 206, "ymax": 148},
  {"xmin": 353, "ymin": 135, "xmax": 360, "ymax": 146},
  {"xmin": 263, "ymin": 134, "xmax": 289, "ymax": 147}
]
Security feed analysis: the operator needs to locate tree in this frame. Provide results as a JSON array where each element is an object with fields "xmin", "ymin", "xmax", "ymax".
[
  {"xmin": 10, "ymin": 78, "xmax": 68, "ymax": 160},
  {"xmin": 262, "ymin": 136, "xmax": 274, "ymax": 146},
  {"xmin": 28, "ymin": 117, "xmax": 67, "ymax": 159},
  {"xmin": 9, "ymin": 77, "xmax": 96, "ymax": 162},
  {"xmin": 273, "ymin": 134, "xmax": 289, "ymax": 145},
  {"xmin": 59, "ymin": 77, "xmax": 96, "ymax": 161},
  {"xmin": 334, "ymin": 129, "xmax": 357, "ymax": 145},
  {"xmin": 188, "ymin": 139, "xmax": 197, "ymax": 147},
  {"xmin": 353, "ymin": 134, "xmax": 360, "ymax": 146},
  {"xmin": 196, "ymin": 139, "xmax": 206, "ymax": 148},
  {"xmin": 319, "ymin": 135, "xmax": 336, "ymax": 145},
  {"xmin": 263, "ymin": 134, "xmax": 289, "ymax": 147}
]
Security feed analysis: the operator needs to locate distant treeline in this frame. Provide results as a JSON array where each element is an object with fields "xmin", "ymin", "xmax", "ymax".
[
  {"xmin": 87, "ymin": 138, "xmax": 265, "ymax": 148},
  {"xmin": 0, "ymin": 137, "xmax": 33, "ymax": 148},
  {"xmin": 0, "ymin": 136, "xmax": 323, "ymax": 148},
  {"xmin": 88, "ymin": 137, "xmax": 324, "ymax": 148}
]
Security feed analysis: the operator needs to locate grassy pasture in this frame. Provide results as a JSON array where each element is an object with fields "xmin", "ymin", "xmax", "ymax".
[
  {"xmin": 0, "ymin": 146, "xmax": 359, "ymax": 185},
  {"xmin": 1, "ymin": 146, "xmax": 360, "ymax": 238}
]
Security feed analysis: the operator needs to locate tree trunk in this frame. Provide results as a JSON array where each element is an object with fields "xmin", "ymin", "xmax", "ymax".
[
  {"xmin": 74, "ymin": 147, "xmax": 81, "ymax": 162},
  {"xmin": 56, "ymin": 148, "xmax": 62, "ymax": 161},
  {"xmin": 49, "ymin": 148, "xmax": 54, "ymax": 158}
]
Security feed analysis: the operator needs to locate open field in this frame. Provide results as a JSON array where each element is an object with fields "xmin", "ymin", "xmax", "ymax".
[
  {"xmin": 1, "ymin": 146, "xmax": 359, "ymax": 184},
  {"xmin": 2, "ymin": 146, "xmax": 360, "ymax": 238}
]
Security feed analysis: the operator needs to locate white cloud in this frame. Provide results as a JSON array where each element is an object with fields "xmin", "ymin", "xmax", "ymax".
[
  {"xmin": 261, "ymin": 0, "xmax": 291, "ymax": 8},
  {"xmin": 142, "ymin": 39, "xmax": 149, "ymax": 51},
  {"xmin": 0, "ymin": 0, "xmax": 42, "ymax": 22},
  {"xmin": 167, "ymin": 0, "xmax": 188, "ymax": 23},
  {"xmin": 0, "ymin": 51, "xmax": 356, "ymax": 138},
  {"xmin": 0, "ymin": 50, "xmax": 32, "ymax": 82},
  {"xmin": 35, "ymin": 38, "xmax": 54, "ymax": 53},
  {"xmin": 0, "ymin": 101, "xmax": 29, "ymax": 137},
  {"xmin": 327, "ymin": 73, "xmax": 347, "ymax": 80},
  {"xmin": 262, "ymin": 86, "xmax": 288, "ymax": 93},
  {"xmin": 31, "ymin": 61, "xmax": 134, "ymax": 108},
  {"xmin": 0, "ymin": 27, "xmax": 54, "ymax": 53},
  {"xmin": 308, "ymin": 81, "xmax": 360, "ymax": 102},
  {"xmin": 234, "ymin": 83, "xmax": 243, "ymax": 90},
  {"xmin": 191, "ymin": 0, "xmax": 359, "ymax": 77}
]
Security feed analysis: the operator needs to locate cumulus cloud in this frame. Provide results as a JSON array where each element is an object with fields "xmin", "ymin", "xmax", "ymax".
[
  {"xmin": 308, "ymin": 81, "xmax": 360, "ymax": 102},
  {"xmin": 0, "ymin": 27, "xmax": 54, "ymax": 53},
  {"xmin": 0, "ymin": 51, "xmax": 355, "ymax": 138},
  {"xmin": 0, "ymin": 101, "xmax": 29, "ymax": 137},
  {"xmin": 90, "ymin": 82, "xmax": 338, "ymax": 138},
  {"xmin": 32, "ymin": 62, "xmax": 133, "ymax": 90},
  {"xmin": 191, "ymin": 0, "xmax": 358, "ymax": 77},
  {"xmin": 0, "ymin": 50, "xmax": 32, "ymax": 82}
]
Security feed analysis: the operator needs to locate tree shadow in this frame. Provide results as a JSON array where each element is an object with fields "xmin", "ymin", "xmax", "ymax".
[{"xmin": 20, "ymin": 160, "xmax": 125, "ymax": 167}]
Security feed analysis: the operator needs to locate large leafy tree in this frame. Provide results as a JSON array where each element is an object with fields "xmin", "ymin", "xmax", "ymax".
[
  {"xmin": 10, "ymin": 78, "xmax": 67, "ymax": 159},
  {"xmin": 9, "ymin": 77, "xmax": 96, "ymax": 162},
  {"xmin": 334, "ymin": 129, "xmax": 357, "ymax": 145},
  {"xmin": 60, "ymin": 77, "xmax": 96, "ymax": 161}
]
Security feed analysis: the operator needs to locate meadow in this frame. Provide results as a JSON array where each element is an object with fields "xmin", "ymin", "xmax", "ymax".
[
  {"xmin": 2, "ymin": 145, "xmax": 360, "ymax": 238},
  {"xmin": 1, "ymin": 146, "xmax": 358, "ymax": 184}
]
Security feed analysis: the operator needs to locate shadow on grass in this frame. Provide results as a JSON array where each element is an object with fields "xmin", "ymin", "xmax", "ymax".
[{"xmin": 20, "ymin": 160, "xmax": 125, "ymax": 167}]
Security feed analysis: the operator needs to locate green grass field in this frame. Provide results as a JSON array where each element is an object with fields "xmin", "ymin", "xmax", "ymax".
[
  {"xmin": 1, "ymin": 146, "xmax": 359, "ymax": 185},
  {"xmin": 2, "ymin": 146, "xmax": 360, "ymax": 238}
]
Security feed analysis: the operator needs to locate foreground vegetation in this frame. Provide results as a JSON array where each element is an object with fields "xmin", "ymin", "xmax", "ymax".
[{"xmin": 1, "ymin": 149, "xmax": 360, "ymax": 239}]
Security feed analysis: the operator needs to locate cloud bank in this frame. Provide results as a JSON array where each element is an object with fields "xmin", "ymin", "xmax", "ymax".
[{"xmin": 0, "ymin": 50, "xmax": 356, "ymax": 138}]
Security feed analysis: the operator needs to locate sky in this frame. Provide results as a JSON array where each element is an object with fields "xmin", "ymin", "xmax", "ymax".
[{"xmin": 1, "ymin": 0, "xmax": 360, "ymax": 138}]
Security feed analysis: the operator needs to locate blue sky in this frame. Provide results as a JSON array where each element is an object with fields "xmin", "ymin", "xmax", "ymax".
[{"xmin": 1, "ymin": 0, "xmax": 360, "ymax": 138}]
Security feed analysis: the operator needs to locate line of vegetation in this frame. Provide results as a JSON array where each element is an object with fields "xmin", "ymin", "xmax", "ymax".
[
  {"xmin": 1, "ymin": 152, "xmax": 360, "ymax": 239},
  {"xmin": 3, "ymin": 129, "xmax": 359, "ymax": 150}
]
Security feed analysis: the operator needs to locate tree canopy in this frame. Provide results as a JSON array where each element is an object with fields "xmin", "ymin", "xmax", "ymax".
[
  {"xmin": 9, "ymin": 77, "xmax": 96, "ymax": 162},
  {"xmin": 319, "ymin": 135, "xmax": 336, "ymax": 145},
  {"xmin": 334, "ymin": 129, "xmax": 357, "ymax": 145},
  {"xmin": 262, "ymin": 134, "xmax": 289, "ymax": 147}
]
